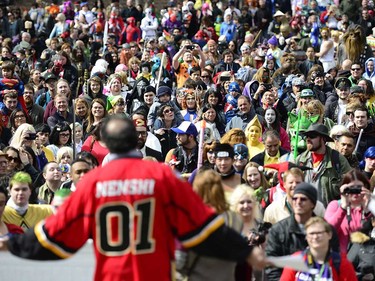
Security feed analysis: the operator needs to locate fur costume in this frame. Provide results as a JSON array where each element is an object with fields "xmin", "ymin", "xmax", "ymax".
[
  {"xmin": 337, "ymin": 24, "xmax": 373, "ymax": 66},
  {"xmin": 272, "ymin": 53, "xmax": 301, "ymax": 88}
]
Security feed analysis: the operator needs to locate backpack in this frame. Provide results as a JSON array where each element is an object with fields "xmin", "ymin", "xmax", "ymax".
[{"xmin": 331, "ymin": 149, "xmax": 342, "ymax": 177}]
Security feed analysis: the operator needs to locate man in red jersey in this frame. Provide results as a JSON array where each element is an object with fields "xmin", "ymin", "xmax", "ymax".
[{"xmin": 1, "ymin": 115, "xmax": 267, "ymax": 281}]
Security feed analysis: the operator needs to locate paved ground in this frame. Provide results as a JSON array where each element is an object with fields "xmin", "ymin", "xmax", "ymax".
[{"xmin": 0, "ymin": 241, "xmax": 95, "ymax": 281}]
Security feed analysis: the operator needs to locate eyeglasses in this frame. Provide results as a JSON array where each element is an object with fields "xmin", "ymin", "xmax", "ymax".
[
  {"xmin": 163, "ymin": 109, "xmax": 174, "ymax": 114},
  {"xmin": 306, "ymin": 231, "xmax": 327, "ymax": 237},
  {"xmin": 351, "ymin": 68, "xmax": 361, "ymax": 71},
  {"xmin": 59, "ymin": 133, "xmax": 70, "ymax": 137},
  {"xmin": 292, "ymin": 196, "xmax": 309, "ymax": 202},
  {"xmin": 7, "ymin": 156, "xmax": 19, "ymax": 162},
  {"xmin": 15, "ymin": 115, "xmax": 25, "ymax": 119},
  {"xmin": 136, "ymin": 131, "xmax": 147, "ymax": 137}
]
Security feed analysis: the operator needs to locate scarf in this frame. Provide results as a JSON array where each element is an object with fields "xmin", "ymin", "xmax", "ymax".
[{"xmin": 7, "ymin": 197, "xmax": 29, "ymax": 216}]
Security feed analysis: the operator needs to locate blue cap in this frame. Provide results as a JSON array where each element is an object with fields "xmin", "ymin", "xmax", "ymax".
[{"xmin": 171, "ymin": 121, "xmax": 198, "ymax": 136}]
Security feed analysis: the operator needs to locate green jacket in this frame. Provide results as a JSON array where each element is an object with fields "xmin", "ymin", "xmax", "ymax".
[{"xmin": 295, "ymin": 146, "xmax": 352, "ymax": 207}]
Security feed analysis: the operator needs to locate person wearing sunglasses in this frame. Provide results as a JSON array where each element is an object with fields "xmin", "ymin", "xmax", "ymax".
[
  {"xmin": 153, "ymin": 105, "xmax": 180, "ymax": 159},
  {"xmin": 349, "ymin": 62, "xmax": 364, "ymax": 86},
  {"xmin": 296, "ymin": 123, "xmax": 352, "ymax": 207},
  {"xmin": 266, "ymin": 182, "xmax": 340, "ymax": 281},
  {"xmin": 3, "ymin": 146, "xmax": 22, "ymax": 174}
]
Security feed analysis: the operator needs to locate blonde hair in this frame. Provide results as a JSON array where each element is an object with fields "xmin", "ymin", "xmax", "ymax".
[
  {"xmin": 56, "ymin": 146, "xmax": 74, "ymax": 164},
  {"xmin": 305, "ymin": 216, "xmax": 332, "ymax": 233},
  {"xmin": 230, "ymin": 184, "xmax": 261, "ymax": 221},
  {"xmin": 10, "ymin": 123, "xmax": 37, "ymax": 152},
  {"xmin": 306, "ymin": 99, "xmax": 325, "ymax": 117}
]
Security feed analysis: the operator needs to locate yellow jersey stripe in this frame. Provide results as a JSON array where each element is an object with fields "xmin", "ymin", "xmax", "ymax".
[
  {"xmin": 181, "ymin": 215, "xmax": 225, "ymax": 248},
  {"xmin": 34, "ymin": 221, "xmax": 72, "ymax": 259}
]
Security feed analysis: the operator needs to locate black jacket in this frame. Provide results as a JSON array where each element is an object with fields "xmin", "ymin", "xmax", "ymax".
[
  {"xmin": 265, "ymin": 215, "xmax": 340, "ymax": 281},
  {"xmin": 145, "ymin": 146, "xmax": 163, "ymax": 162}
]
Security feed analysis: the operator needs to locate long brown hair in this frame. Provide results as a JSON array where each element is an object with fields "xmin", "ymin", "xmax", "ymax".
[
  {"xmin": 86, "ymin": 98, "xmax": 107, "ymax": 133},
  {"xmin": 193, "ymin": 169, "xmax": 228, "ymax": 214}
]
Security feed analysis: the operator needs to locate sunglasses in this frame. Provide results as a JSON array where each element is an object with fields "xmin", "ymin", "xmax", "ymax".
[
  {"xmin": 201, "ymin": 75, "xmax": 210, "ymax": 78},
  {"xmin": 163, "ymin": 109, "xmax": 174, "ymax": 114},
  {"xmin": 305, "ymin": 133, "xmax": 320, "ymax": 139},
  {"xmin": 351, "ymin": 68, "xmax": 361, "ymax": 71},
  {"xmin": 116, "ymin": 102, "xmax": 125, "ymax": 106},
  {"xmin": 292, "ymin": 197, "xmax": 308, "ymax": 202},
  {"xmin": 7, "ymin": 156, "xmax": 19, "ymax": 162}
]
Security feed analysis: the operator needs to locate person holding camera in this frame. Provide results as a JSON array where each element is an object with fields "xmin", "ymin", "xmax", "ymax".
[
  {"xmin": 325, "ymin": 169, "xmax": 373, "ymax": 253},
  {"xmin": 172, "ymin": 41, "xmax": 206, "ymax": 88}
]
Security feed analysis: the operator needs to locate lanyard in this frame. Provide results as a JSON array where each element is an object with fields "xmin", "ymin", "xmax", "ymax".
[{"xmin": 315, "ymin": 263, "xmax": 326, "ymax": 281}]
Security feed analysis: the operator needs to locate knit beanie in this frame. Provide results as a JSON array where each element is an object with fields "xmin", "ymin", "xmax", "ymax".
[
  {"xmin": 267, "ymin": 35, "xmax": 278, "ymax": 46},
  {"xmin": 294, "ymin": 183, "xmax": 318, "ymax": 206}
]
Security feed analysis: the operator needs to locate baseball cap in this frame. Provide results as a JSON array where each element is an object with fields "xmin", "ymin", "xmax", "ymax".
[
  {"xmin": 171, "ymin": 121, "xmax": 198, "ymax": 136},
  {"xmin": 157, "ymin": 86, "xmax": 172, "ymax": 97},
  {"xmin": 300, "ymin": 89, "xmax": 315, "ymax": 98},
  {"xmin": 42, "ymin": 72, "xmax": 57, "ymax": 81},
  {"xmin": 292, "ymin": 77, "xmax": 304, "ymax": 86}
]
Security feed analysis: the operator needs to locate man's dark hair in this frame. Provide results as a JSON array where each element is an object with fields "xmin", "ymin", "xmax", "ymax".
[
  {"xmin": 131, "ymin": 108, "xmax": 148, "ymax": 119},
  {"xmin": 353, "ymin": 105, "xmax": 369, "ymax": 117},
  {"xmin": 222, "ymin": 49, "xmax": 234, "ymax": 57},
  {"xmin": 101, "ymin": 115, "xmax": 138, "ymax": 154},
  {"xmin": 76, "ymin": 151, "xmax": 99, "ymax": 167},
  {"xmin": 35, "ymin": 123, "xmax": 52, "ymax": 134},
  {"xmin": 262, "ymin": 129, "xmax": 280, "ymax": 141},
  {"xmin": 70, "ymin": 158, "xmax": 90, "ymax": 169}
]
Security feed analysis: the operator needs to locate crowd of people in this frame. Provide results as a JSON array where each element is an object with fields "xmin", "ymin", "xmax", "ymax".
[{"xmin": 0, "ymin": 0, "xmax": 374, "ymax": 280}]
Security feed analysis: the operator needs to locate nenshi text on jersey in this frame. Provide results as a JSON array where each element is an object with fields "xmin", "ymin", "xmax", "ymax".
[{"xmin": 96, "ymin": 179, "xmax": 156, "ymax": 198}]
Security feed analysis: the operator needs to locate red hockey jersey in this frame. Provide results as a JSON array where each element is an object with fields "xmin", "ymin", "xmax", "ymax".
[{"xmin": 29, "ymin": 158, "xmax": 224, "ymax": 281}]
